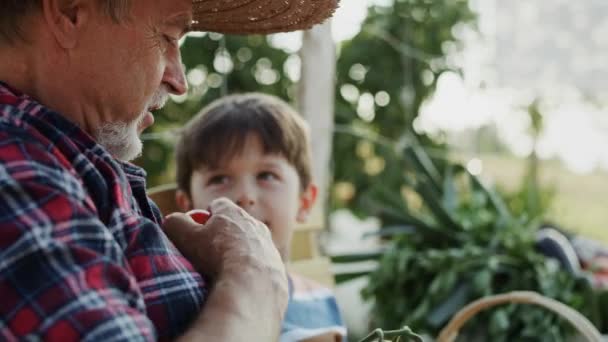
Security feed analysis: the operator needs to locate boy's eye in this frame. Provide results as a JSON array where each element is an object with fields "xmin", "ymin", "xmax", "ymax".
[
  {"xmin": 258, "ymin": 171, "xmax": 278, "ymax": 181},
  {"xmin": 207, "ymin": 175, "xmax": 229, "ymax": 185}
]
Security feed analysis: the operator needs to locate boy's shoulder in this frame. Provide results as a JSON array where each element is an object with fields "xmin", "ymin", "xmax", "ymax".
[
  {"xmin": 289, "ymin": 272, "xmax": 335, "ymax": 299},
  {"xmin": 286, "ymin": 273, "xmax": 340, "ymax": 321},
  {"xmin": 282, "ymin": 272, "xmax": 346, "ymax": 341}
]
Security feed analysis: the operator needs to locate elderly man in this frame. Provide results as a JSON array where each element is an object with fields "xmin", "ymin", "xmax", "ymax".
[{"xmin": 0, "ymin": 0, "xmax": 337, "ymax": 341}]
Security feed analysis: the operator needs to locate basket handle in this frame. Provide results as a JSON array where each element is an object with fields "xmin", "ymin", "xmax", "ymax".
[{"xmin": 436, "ymin": 291, "xmax": 602, "ymax": 342}]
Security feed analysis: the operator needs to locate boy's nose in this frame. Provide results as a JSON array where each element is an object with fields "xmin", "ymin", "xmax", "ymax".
[
  {"xmin": 234, "ymin": 189, "xmax": 255, "ymax": 209},
  {"xmin": 236, "ymin": 196, "xmax": 255, "ymax": 208}
]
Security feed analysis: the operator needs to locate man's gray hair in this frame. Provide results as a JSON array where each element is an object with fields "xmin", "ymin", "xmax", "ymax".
[{"xmin": 0, "ymin": 0, "xmax": 131, "ymax": 45}]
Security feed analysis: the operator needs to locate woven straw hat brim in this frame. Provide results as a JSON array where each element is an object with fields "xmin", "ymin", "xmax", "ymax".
[{"xmin": 191, "ymin": 0, "xmax": 339, "ymax": 34}]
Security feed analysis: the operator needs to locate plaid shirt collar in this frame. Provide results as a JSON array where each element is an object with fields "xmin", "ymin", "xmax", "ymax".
[{"xmin": 0, "ymin": 80, "xmax": 147, "ymax": 181}]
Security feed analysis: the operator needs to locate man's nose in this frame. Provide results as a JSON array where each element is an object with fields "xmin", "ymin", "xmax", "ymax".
[{"xmin": 162, "ymin": 49, "xmax": 188, "ymax": 95}]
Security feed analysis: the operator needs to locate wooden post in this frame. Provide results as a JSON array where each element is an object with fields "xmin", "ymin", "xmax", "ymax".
[{"xmin": 298, "ymin": 21, "xmax": 336, "ymax": 213}]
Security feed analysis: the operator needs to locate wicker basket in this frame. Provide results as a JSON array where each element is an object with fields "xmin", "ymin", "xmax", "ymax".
[{"xmin": 436, "ymin": 291, "xmax": 603, "ymax": 342}]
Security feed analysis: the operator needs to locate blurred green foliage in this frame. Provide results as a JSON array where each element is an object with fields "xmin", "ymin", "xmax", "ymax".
[
  {"xmin": 137, "ymin": 0, "xmax": 476, "ymax": 206},
  {"xmin": 332, "ymin": 138, "xmax": 607, "ymax": 341}
]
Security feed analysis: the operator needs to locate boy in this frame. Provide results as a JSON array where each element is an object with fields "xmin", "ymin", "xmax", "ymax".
[{"xmin": 174, "ymin": 93, "xmax": 346, "ymax": 342}]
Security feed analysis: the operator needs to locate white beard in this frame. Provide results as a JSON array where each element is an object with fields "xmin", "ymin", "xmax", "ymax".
[
  {"xmin": 94, "ymin": 112, "xmax": 144, "ymax": 162},
  {"xmin": 94, "ymin": 87, "xmax": 168, "ymax": 162}
]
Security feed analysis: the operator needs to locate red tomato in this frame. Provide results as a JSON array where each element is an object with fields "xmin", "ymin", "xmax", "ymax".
[{"xmin": 187, "ymin": 209, "xmax": 211, "ymax": 224}]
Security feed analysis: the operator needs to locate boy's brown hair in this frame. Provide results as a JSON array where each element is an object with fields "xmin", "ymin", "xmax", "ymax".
[{"xmin": 175, "ymin": 93, "xmax": 313, "ymax": 197}]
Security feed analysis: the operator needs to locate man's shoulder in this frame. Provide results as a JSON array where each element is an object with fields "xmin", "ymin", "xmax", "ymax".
[
  {"xmin": 0, "ymin": 90, "xmax": 46, "ymax": 129},
  {"xmin": 0, "ymin": 123, "xmax": 73, "ymax": 174},
  {"xmin": 0, "ymin": 121, "xmax": 85, "ymax": 205}
]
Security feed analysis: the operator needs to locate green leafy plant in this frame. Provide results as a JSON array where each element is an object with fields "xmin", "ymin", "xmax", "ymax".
[
  {"xmin": 332, "ymin": 133, "xmax": 606, "ymax": 341},
  {"xmin": 359, "ymin": 326, "xmax": 423, "ymax": 342}
]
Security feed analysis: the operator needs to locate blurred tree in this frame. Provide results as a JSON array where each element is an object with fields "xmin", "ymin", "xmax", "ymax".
[
  {"xmin": 504, "ymin": 98, "xmax": 553, "ymax": 222},
  {"xmin": 331, "ymin": 0, "xmax": 475, "ymax": 219}
]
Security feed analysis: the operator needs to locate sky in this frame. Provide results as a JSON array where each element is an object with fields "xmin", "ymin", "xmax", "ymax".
[
  {"xmin": 417, "ymin": 0, "xmax": 608, "ymax": 174},
  {"xmin": 324, "ymin": 0, "xmax": 608, "ymax": 174}
]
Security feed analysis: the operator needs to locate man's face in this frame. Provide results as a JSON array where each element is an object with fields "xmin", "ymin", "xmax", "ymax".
[{"xmin": 77, "ymin": 0, "xmax": 192, "ymax": 160}]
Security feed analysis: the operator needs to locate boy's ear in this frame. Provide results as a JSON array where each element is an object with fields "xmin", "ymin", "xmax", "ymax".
[
  {"xmin": 297, "ymin": 184, "xmax": 318, "ymax": 223},
  {"xmin": 175, "ymin": 189, "xmax": 193, "ymax": 213}
]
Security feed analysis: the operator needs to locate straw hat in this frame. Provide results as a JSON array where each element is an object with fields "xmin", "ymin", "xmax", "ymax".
[{"xmin": 191, "ymin": 0, "xmax": 340, "ymax": 34}]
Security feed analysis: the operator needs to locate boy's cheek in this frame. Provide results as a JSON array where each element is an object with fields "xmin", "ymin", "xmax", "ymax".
[
  {"xmin": 190, "ymin": 193, "xmax": 216, "ymax": 212},
  {"xmin": 270, "ymin": 229, "xmax": 293, "ymax": 260}
]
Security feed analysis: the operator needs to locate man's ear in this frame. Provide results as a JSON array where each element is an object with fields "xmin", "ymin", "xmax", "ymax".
[
  {"xmin": 175, "ymin": 189, "xmax": 193, "ymax": 213},
  {"xmin": 41, "ymin": 0, "xmax": 91, "ymax": 49},
  {"xmin": 297, "ymin": 184, "xmax": 318, "ymax": 223}
]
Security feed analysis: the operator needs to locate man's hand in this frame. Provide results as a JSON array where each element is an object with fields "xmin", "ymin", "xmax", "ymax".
[
  {"xmin": 163, "ymin": 198, "xmax": 284, "ymax": 279},
  {"xmin": 162, "ymin": 198, "xmax": 289, "ymax": 341}
]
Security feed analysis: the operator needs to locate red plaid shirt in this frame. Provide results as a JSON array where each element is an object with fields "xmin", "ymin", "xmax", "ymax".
[{"xmin": 0, "ymin": 81, "xmax": 206, "ymax": 341}]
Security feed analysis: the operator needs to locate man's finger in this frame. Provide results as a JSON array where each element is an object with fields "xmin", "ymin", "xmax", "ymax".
[
  {"xmin": 162, "ymin": 213, "xmax": 202, "ymax": 256},
  {"xmin": 208, "ymin": 197, "xmax": 239, "ymax": 215},
  {"xmin": 208, "ymin": 198, "xmax": 259, "ymax": 226}
]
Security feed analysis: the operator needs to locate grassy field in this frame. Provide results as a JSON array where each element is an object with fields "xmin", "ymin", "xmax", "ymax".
[{"xmin": 468, "ymin": 154, "xmax": 608, "ymax": 244}]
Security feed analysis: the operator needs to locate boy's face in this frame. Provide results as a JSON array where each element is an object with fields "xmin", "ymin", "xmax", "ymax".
[{"xmin": 177, "ymin": 133, "xmax": 317, "ymax": 260}]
